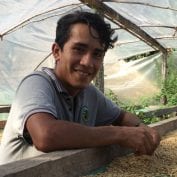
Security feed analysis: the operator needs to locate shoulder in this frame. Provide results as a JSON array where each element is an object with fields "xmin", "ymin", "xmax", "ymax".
[
  {"xmin": 16, "ymin": 70, "xmax": 54, "ymax": 94},
  {"xmin": 22, "ymin": 70, "xmax": 51, "ymax": 82},
  {"xmin": 19, "ymin": 71, "xmax": 52, "ymax": 86}
]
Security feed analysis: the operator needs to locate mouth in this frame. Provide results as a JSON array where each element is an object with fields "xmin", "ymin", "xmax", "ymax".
[
  {"xmin": 77, "ymin": 70, "xmax": 90, "ymax": 76},
  {"xmin": 74, "ymin": 69, "xmax": 92, "ymax": 77}
]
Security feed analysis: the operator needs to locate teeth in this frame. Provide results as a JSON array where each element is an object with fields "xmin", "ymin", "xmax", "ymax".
[{"xmin": 77, "ymin": 71, "xmax": 89, "ymax": 76}]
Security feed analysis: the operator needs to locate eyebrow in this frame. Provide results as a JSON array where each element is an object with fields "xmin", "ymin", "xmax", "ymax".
[{"xmin": 74, "ymin": 42, "xmax": 105, "ymax": 53}]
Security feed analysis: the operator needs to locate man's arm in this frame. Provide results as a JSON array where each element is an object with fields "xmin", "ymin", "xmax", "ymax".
[
  {"xmin": 26, "ymin": 111, "xmax": 160, "ymax": 155},
  {"xmin": 112, "ymin": 110, "xmax": 141, "ymax": 127},
  {"xmin": 26, "ymin": 112, "xmax": 127, "ymax": 151}
]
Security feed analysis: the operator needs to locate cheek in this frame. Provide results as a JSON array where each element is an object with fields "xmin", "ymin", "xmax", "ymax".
[
  {"xmin": 94, "ymin": 61, "xmax": 103, "ymax": 70},
  {"xmin": 60, "ymin": 53, "xmax": 73, "ymax": 66}
]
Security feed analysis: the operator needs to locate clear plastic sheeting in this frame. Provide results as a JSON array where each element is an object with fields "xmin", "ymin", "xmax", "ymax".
[
  {"xmin": 0, "ymin": 0, "xmax": 177, "ymax": 105},
  {"xmin": 104, "ymin": 41, "xmax": 153, "ymax": 63},
  {"xmin": 104, "ymin": 52, "xmax": 163, "ymax": 102},
  {"xmin": 104, "ymin": 51, "xmax": 177, "ymax": 102},
  {"xmin": 0, "ymin": 0, "xmax": 85, "ymax": 104},
  {"xmin": 0, "ymin": 0, "xmax": 83, "ymax": 36},
  {"xmin": 105, "ymin": 1, "xmax": 177, "ymax": 51}
]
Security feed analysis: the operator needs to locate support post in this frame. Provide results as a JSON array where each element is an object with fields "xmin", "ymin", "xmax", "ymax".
[{"xmin": 161, "ymin": 53, "xmax": 168, "ymax": 105}]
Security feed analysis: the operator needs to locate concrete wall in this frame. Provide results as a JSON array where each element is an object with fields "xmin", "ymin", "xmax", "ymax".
[{"xmin": 0, "ymin": 117, "xmax": 177, "ymax": 177}]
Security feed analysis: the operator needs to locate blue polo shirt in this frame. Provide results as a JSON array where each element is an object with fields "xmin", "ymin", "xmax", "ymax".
[{"xmin": 0, "ymin": 67, "xmax": 121, "ymax": 164}]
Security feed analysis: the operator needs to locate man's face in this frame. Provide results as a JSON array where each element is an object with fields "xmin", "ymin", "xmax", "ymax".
[{"xmin": 52, "ymin": 23, "xmax": 105, "ymax": 96}]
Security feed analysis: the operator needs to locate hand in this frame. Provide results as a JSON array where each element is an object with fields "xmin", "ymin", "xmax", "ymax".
[
  {"xmin": 140, "ymin": 125, "xmax": 161, "ymax": 151},
  {"xmin": 134, "ymin": 125, "xmax": 161, "ymax": 156},
  {"xmin": 119, "ymin": 126, "xmax": 160, "ymax": 156}
]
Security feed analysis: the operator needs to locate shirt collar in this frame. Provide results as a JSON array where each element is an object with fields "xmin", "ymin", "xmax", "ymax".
[{"xmin": 42, "ymin": 67, "xmax": 68, "ymax": 94}]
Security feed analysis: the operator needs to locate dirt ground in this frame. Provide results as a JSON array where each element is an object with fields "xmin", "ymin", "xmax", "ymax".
[{"xmin": 85, "ymin": 130, "xmax": 177, "ymax": 177}]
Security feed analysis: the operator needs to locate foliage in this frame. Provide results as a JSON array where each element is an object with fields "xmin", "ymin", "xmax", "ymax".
[
  {"xmin": 105, "ymin": 89, "xmax": 172, "ymax": 125},
  {"xmin": 105, "ymin": 52, "xmax": 177, "ymax": 125},
  {"xmin": 154, "ymin": 53, "xmax": 177, "ymax": 106},
  {"xmin": 104, "ymin": 89, "xmax": 144, "ymax": 121}
]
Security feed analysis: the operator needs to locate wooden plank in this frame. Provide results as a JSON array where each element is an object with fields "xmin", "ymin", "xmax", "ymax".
[
  {"xmin": 143, "ymin": 106, "xmax": 177, "ymax": 118},
  {"xmin": 0, "ymin": 117, "xmax": 177, "ymax": 177},
  {"xmin": 0, "ymin": 105, "xmax": 10, "ymax": 113},
  {"xmin": 0, "ymin": 121, "xmax": 6, "ymax": 129}
]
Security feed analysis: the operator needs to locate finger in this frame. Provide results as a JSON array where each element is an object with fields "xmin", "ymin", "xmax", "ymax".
[
  {"xmin": 144, "ymin": 131, "xmax": 156, "ymax": 155},
  {"xmin": 134, "ymin": 145, "xmax": 147, "ymax": 156},
  {"xmin": 153, "ymin": 132, "xmax": 161, "ymax": 146},
  {"xmin": 135, "ymin": 128, "xmax": 155, "ymax": 155},
  {"xmin": 147, "ymin": 127, "xmax": 161, "ymax": 147}
]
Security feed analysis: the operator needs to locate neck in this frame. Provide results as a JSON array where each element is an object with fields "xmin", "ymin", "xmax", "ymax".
[{"xmin": 53, "ymin": 69, "xmax": 80, "ymax": 97}]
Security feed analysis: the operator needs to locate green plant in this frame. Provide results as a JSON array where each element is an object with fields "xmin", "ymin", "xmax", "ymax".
[
  {"xmin": 155, "ymin": 53, "xmax": 177, "ymax": 105},
  {"xmin": 105, "ymin": 89, "xmax": 174, "ymax": 125},
  {"xmin": 105, "ymin": 52, "xmax": 177, "ymax": 125},
  {"xmin": 105, "ymin": 89, "xmax": 154, "ymax": 124}
]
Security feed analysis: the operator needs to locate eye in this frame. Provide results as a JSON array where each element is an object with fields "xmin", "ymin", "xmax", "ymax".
[
  {"xmin": 93, "ymin": 51, "xmax": 104, "ymax": 60},
  {"xmin": 73, "ymin": 47, "xmax": 85, "ymax": 54}
]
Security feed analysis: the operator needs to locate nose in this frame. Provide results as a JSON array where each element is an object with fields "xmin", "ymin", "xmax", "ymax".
[{"xmin": 80, "ymin": 53, "xmax": 94, "ymax": 67}]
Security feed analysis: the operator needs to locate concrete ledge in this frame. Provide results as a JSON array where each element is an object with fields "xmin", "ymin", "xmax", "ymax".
[
  {"xmin": 143, "ymin": 105, "xmax": 177, "ymax": 118},
  {"xmin": 0, "ymin": 117, "xmax": 177, "ymax": 177},
  {"xmin": 0, "ymin": 146, "xmax": 132, "ymax": 177},
  {"xmin": 149, "ymin": 116, "xmax": 177, "ymax": 136}
]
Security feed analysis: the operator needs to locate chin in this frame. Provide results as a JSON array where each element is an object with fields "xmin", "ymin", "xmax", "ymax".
[
  {"xmin": 73, "ymin": 81, "xmax": 90, "ymax": 89},
  {"xmin": 75, "ymin": 84, "xmax": 88, "ymax": 89}
]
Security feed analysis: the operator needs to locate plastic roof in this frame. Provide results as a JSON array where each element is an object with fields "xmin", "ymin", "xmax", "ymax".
[{"xmin": 0, "ymin": 0, "xmax": 177, "ymax": 104}]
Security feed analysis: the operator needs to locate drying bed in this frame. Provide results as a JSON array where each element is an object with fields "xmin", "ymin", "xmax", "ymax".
[{"xmin": 85, "ymin": 129, "xmax": 177, "ymax": 177}]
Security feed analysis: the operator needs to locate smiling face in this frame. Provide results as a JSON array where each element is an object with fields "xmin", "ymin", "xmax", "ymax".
[{"xmin": 52, "ymin": 23, "xmax": 105, "ymax": 96}]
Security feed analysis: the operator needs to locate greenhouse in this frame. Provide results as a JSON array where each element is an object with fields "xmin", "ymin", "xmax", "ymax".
[{"xmin": 0, "ymin": 0, "xmax": 177, "ymax": 176}]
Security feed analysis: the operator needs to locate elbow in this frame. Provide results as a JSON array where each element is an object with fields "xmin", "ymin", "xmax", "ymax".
[
  {"xmin": 34, "ymin": 140, "xmax": 51, "ymax": 153},
  {"xmin": 32, "ymin": 131, "xmax": 55, "ymax": 153}
]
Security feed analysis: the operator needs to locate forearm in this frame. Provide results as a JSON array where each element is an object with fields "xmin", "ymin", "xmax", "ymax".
[
  {"xmin": 113, "ymin": 110, "xmax": 141, "ymax": 127},
  {"xmin": 45, "ymin": 120, "xmax": 122, "ymax": 151},
  {"xmin": 26, "ymin": 113, "xmax": 123, "ymax": 152},
  {"xmin": 26, "ymin": 112, "xmax": 160, "ymax": 155}
]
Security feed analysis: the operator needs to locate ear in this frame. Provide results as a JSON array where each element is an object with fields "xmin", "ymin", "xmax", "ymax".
[{"xmin": 52, "ymin": 42, "xmax": 61, "ymax": 62}]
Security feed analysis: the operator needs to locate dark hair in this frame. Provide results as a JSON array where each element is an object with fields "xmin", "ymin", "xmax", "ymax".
[{"xmin": 55, "ymin": 11, "xmax": 117, "ymax": 51}]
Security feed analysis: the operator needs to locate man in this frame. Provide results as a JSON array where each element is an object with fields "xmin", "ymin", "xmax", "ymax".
[{"xmin": 0, "ymin": 11, "xmax": 160, "ymax": 165}]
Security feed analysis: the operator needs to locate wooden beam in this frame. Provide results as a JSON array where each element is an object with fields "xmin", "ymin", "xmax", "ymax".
[
  {"xmin": 0, "ymin": 105, "xmax": 11, "ymax": 113},
  {"xmin": 0, "ymin": 120, "xmax": 6, "ymax": 129},
  {"xmin": 143, "ymin": 105, "xmax": 177, "ymax": 118},
  {"xmin": 80, "ymin": 0, "xmax": 167, "ymax": 55}
]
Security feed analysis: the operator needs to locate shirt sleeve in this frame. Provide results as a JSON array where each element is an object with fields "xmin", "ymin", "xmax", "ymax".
[
  {"xmin": 93, "ymin": 86, "xmax": 122, "ymax": 126},
  {"xmin": 11, "ymin": 72, "xmax": 57, "ymax": 136}
]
